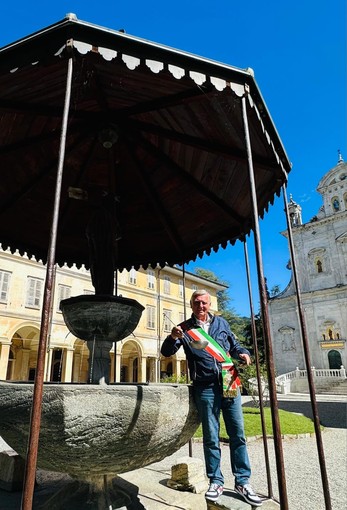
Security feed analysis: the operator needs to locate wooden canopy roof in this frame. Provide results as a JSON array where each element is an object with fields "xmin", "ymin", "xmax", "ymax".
[{"xmin": 0, "ymin": 14, "xmax": 291, "ymax": 270}]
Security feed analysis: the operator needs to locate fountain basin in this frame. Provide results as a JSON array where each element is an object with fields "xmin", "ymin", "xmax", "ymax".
[
  {"xmin": 59, "ymin": 294, "xmax": 145, "ymax": 342},
  {"xmin": 0, "ymin": 382, "xmax": 199, "ymax": 478}
]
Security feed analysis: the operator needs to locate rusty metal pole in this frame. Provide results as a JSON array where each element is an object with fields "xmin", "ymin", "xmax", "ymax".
[
  {"xmin": 182, "ymin": 263, "xmax": 193, "ymax": 457},
  {"xmin": 243, "ymin": 239, "xmax": 273, "ymax": 499},
  {"xmin": 241, "ymin": 94, "xmax": 289, "ymax": 509},
  {"xmin": 21, "ymin": 48, "xmax": 74, "ymax": 510},
  {"xmin": 282, "ymin": 185, "xmax": 332, "ymax": 510}
]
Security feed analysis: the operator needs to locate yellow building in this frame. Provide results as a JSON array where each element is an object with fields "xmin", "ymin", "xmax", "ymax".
[{"xmin": 0, "ymin": 247, "xmax": 224, "ymax": 384}]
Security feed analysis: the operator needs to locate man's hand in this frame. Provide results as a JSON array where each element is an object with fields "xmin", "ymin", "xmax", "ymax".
[
  {"xmin": 171, "ymin": 326, "xmax": 183, "ymax": 340},
  {"xmin": 239, "ymin": 353, "xmax": 251, "ymax": 366}
]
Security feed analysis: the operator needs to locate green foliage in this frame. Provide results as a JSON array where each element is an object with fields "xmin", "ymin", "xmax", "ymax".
[
  {"xmin": 194, "ymin": 407, "xmax": 319, "ymax": 439},
  {"xmin": 269, "ymin": 284, "xmax": 281, "ymax": 297},
  {"xmin": 243, "ymin": 312, "xmax": 265, "ymax": 361},
  {"xmin": 239, "ymin": 363, "xmax": 270, "ymax": 407},
  {"xmin": 160, "ymin": 374, "xmax": 189, "ymax": 384},
  {"xmin": 194, "ymin": 267, "xmax": 229, "ymax": 311}
]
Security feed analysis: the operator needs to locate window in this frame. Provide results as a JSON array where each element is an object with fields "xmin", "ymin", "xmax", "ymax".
[
  {"xmin": 308, "ymin": 248, "xmax": 328, "ymax": 275},
  {"xmin": 147, "ymin": 269, "xmax": 155, "ymax": 290},
  {"xmin": 332, "ymin": 197, "xmax": 340, "ymax": 212},
  {"xmin": 179, "ymin": 312, "xmax": 185, "ymax": 324},
  {"xmin": 0, "ymin": 270, "xmax": 11, "ymax": 303},
  {"xmin": 178, "ymin": 279, "xmax": 184, "ymax": 298},
  {"xmin": 316, "ymin": 259, "xmax": 323, "ymax": 273},
  {"xmin": 26, "ymin": 277, "xmax": 43, "ymax": 308},
  {"xmin": 163, "ymin": 276, "xmax": 171, "ymax": 294},
  {"xmin": 57, "ymin": 285, "xmax": 71, "ymax": 311},
  {"xmin": 129, "ymin": 267, "xmax": 137, "ymax": 285},
  {"xmin": 192, "ymin": 284, "xmax": 198, "ymax": 291},
  {"xmin": 146, "ymin": 305, "xmax": 156, "ymax": 329},
  {"xmin": 163, "ymin": 309, "xmax": 172, "ymax": 332}
]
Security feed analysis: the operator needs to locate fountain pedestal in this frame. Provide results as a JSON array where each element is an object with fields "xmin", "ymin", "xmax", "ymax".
[{"xmin": 60, "ymin": 294, "xmax": 145, "ymax": 384}]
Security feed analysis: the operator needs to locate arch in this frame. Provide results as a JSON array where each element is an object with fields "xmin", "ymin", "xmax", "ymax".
[
  {"xmin": 8, "ymin": 325, "xmax": 40, "ymax": 381},
  {"xmin": 328, "ymin": 350, "xmax": 342, "ymax": 369},
  {"xmin": 6, "ymin": 321, "xmax": 40, "ymax": 343},
  {"xmin": 160, "ymin": 352, "xmax": 183, "ymax": 380},
  {"xmin": 72, "ymin": 339, "xmax": 89, "ymax": 383},
  {"xmin": 120, "ymin": 339, "xmax": 143, "ymax": 382}
]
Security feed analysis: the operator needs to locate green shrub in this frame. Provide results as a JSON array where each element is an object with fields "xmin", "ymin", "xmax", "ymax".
[{"xmin": 160, "ymin": 374, "xmax": 189, "ymax": 384}]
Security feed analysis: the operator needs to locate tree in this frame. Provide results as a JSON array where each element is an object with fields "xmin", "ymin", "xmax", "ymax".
[
  {"xmin": 269, "ymin": 284, "xmax": 281, "ymax": 297},
  {"xmin": 243, "ymin": 311, "xmax": 265, "ymax": 361},
  {"xmin": 193, "ymin": 267, "xmax": 229, "ymax": 311}
]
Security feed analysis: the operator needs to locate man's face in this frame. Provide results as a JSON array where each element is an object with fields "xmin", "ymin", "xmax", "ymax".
[{"xmin": 191, "ymin": 294, "xmax": 211, "ymax": 321}]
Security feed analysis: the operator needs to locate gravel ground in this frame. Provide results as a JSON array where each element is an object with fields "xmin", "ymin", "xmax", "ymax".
[
  {"xmin": 149, "ymin": 395, "xmax": 347, "ymax": 510},
  {"xmin": 247, "ymin": 427, "xmax": 347, "ymax": 510},
  {"xmin": 151, "ymin": 426, "xmax": 346, "ymax": 510}
]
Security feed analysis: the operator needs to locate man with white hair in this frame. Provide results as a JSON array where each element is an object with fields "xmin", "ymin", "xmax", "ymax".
[{"xmin": 161, "ymin": 289, "xmax": 262, "ymax": 506}]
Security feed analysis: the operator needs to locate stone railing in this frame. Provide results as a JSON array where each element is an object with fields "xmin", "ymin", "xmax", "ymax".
[{"xmin": 276, "ymin": 365, "xmax": 346, "ymax": 394}]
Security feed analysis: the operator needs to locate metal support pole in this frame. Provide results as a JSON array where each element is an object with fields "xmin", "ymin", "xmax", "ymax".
[
  {"xmin": 44, "ymin": 263, "xmax": 57, "ymax": 382},
  {"xmin": 182, "ymin": 264, "xmax": 193, "ymax": 458},
  {"xmin": 241, "ymin": 95, "xmax": 289, "ymax": 509},
  {"xmin": 243, "ymin": 239, "xmax": 273, "ymax": 499},
  {"xmin": 282, "ymin": 185, "xmax": 332, "ymax": 509},
  {"xmin": 156, "ymin": 267, "xmax": 162, "ymax": 383},
  {"xmin": 21, "ymin": 50, "xmax": 74, "ymax": 510}
]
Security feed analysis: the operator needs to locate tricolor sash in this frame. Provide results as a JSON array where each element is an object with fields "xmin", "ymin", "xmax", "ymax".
[{"xmin": 186, "ymin": 327, "xmax": 242, "ymax": 398}]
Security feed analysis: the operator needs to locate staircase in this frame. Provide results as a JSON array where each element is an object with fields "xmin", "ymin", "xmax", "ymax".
[{"xmin": 318, "ymin": 379, "xmax": 347, "ymax": 395}]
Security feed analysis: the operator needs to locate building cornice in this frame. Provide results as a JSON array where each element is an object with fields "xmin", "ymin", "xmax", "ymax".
[
  {"xmin": 281, "ymin": 210, "xmax": 347, "ymax": 237},
  {"xmin": 269, "ymin": 283, "xmax": 347, "ymax": 304}
]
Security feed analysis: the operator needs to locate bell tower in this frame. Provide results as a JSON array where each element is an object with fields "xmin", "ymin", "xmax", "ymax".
[{"xmin": 287, "ymin": 194, "xmax": 302, "ymax": 227}]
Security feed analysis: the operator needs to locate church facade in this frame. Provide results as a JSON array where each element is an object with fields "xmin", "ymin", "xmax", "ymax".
[{"xmin": 268, "ymin": 155, "xmax": 347, "ymax": 374}]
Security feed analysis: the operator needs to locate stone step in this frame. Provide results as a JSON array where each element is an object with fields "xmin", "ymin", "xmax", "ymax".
[{"xmin": 318, "ymin": 379, "xmax": 347, "ymax": 395}]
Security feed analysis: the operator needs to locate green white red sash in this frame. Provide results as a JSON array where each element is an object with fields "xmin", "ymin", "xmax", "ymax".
[{"xmin": 187, "ymin": 327, "xmax": 242, "ymax": 397}]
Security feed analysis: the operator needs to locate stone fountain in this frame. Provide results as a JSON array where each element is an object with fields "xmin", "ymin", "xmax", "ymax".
[
  {"xmin": 0, "ymin": 197, "xmax": 200, "ymax": 509},
  {"xmin": 0, "ymin": 287, "xmax": 199, "ymax": 509},
  {"xmin": 0, "ymin": 381, "xmax": 199, "ymax": 509}
]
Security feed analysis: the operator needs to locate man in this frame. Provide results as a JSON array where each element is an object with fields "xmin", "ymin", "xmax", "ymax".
[{"xmin": 161, "ymin": 289, "xmax": 262, "ymax": 506}]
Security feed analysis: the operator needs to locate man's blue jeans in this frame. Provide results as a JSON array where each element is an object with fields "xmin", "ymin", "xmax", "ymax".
[{"xmin": 193, "ymin": 383, "xmax": 251, "ymax": 486}]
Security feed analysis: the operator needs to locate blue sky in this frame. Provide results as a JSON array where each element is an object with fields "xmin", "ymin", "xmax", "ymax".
[{"xmin": 1, "ymin": 1, "xmax": 346, "ymax": 315}]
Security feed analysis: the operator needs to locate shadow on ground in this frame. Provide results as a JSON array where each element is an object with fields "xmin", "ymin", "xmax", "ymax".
[{"xmin": 276, "ymin": 400, "xmax": 347, "ymax": 429}]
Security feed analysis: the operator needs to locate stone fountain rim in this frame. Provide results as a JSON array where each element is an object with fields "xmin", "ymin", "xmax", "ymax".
[
  {"xmin": 0, "ymin": 381, "xmax": 189, "ymax": 389},
  {"xmin": 60, "ymin": 293, "xmax": 145, "ymax": 311}
]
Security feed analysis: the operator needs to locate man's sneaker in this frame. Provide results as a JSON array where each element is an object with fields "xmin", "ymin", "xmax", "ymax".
[
  {"xmin": 235, "ymin": 484, "xmax": 262, "ymax": 506},
  {"xmin": 205, "ymin": 483, "xmax": 224, "ymax": 501}
]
